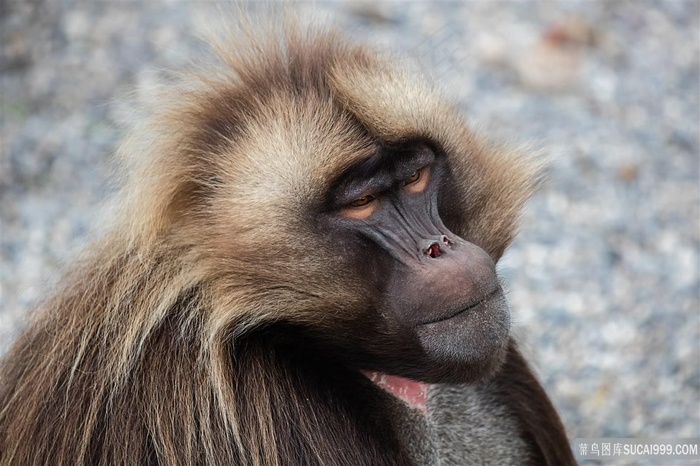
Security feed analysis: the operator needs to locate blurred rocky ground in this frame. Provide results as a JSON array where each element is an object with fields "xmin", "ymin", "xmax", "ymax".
[{"xmin": 1, "ymin": 0, "xmax": 698, "ymax": 460}]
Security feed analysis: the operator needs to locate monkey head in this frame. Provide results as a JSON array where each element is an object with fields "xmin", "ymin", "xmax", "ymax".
[{"xmin": 137, "ymin": 32, "xmax": 541, "ymax": 386}]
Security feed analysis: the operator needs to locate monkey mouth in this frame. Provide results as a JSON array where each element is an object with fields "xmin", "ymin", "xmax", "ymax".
[
  {"xmin": 415, "ymin": 287, "xmax": 501, "ymax": 327},
  {"xmin": 364, "ymin": 371, "xmax": 428, "ymax": 414}
]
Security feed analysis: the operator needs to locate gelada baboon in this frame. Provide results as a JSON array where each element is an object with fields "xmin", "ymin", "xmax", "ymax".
[{"xmin": 0, "ymin": 16, "xmax": 575, "ymax": 466}]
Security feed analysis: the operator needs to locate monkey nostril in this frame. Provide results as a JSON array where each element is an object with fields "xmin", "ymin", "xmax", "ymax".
[
  {"xmin": 425, "ymin": 242, "xmax": 442, "ymax": 258},
  {"xmin": 441, "ymin": 235, "xmax": 450, "ymax": 247}
]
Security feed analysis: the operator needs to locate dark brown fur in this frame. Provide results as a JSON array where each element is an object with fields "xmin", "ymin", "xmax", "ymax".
[{"xmin": 0, "ymin": 20, "xmax": 574, "ymax": 466}]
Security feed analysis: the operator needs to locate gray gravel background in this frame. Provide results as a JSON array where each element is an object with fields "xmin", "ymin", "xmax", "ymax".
[{"xmin": 1, "ymin": 0, "xmax": 698, "ymax": 462}]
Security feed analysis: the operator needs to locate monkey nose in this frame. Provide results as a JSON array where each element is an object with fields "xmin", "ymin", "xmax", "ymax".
[{"xmin": 421, "ymin": 235, "xmax": 450, "ymax": 258}]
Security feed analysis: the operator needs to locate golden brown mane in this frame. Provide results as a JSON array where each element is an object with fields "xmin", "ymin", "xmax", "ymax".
[{"xmin": 0, "ymin": 19, "xmax": 554, "ymax": 466}]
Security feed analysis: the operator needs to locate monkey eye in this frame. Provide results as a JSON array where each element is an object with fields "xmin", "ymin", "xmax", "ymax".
[
  {"xmin": 402, "ymin": 166, "xmax": 431, "ymax": 194},
  {"xmin": 404, "ymin": 170, "xmax": 422, "ymax": 185},
  {"xmin": 349, "ymin": 195, "xmax": 376, "ymax": 207},
  {"xmin": 339, "ymin": 194, "xmax": 378, "ymax": 219}
]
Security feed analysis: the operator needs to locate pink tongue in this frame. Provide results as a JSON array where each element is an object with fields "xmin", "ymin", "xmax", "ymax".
[{"xmin": 363, "ymin": 371, "xmax": 427, "ymax": 413}]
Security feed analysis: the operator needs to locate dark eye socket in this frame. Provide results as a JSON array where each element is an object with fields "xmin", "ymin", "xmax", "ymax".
[{"xmin": 349, "ymin": 195, "xmax": 376, "ymax": 208}]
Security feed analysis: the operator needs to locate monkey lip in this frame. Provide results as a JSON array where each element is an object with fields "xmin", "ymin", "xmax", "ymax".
[
  {"xmin": 364, "ymin": 371, "xmax": 428, "ymax": 414},
  {"xmin": 415, "ymin": 287, "xmax": 501, "ymax": 327}
]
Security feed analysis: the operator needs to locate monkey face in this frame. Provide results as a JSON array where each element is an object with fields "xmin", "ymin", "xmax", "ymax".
[
  {"xmin": 317, "ymin": 143, "xmax": 510, "ymax": 384},
  {"xmin": 161, "ymin": 38, "xmax": 539, "ymax": 386}
]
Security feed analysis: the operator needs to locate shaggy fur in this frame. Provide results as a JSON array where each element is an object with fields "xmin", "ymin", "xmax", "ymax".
[{"xmin": 0, "ymin": 20, "xmax": 574, "ymax": 466}]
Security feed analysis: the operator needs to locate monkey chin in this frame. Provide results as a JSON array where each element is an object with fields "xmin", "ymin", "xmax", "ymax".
[{"xmin": 412, "ymin": 290, "xmax": 511, "ymax": 385}]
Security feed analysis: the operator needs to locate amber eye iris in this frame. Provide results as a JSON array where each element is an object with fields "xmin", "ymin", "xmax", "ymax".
[
  {"xmin": 404, "ymin": 170, "xmax": 421, "ymax": 185},
  {"xmin": 350, "ymin": 195, "xmax": 375, "ymax": 208}
]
